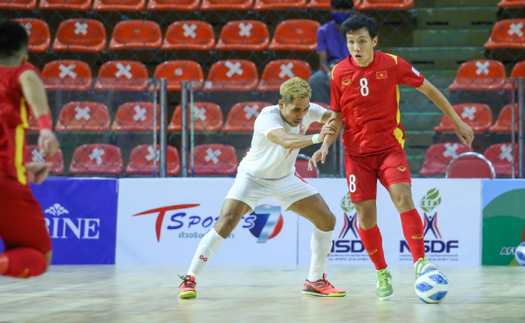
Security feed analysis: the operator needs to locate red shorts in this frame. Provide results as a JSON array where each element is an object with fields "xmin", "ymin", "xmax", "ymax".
[
  {"xmin": 345, "ymin": 149, "xmax": 411, "ymax": 202},
  {"xmin": 0, "ymin": 173, "xmax": 51, "ymax": 254}
]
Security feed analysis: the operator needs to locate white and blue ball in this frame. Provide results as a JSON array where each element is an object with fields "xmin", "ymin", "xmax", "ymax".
[
  {"xmin": 516, "ymin": 242, "xmax": 525, "ymax": 266},
  {"xmin": 414, "ymin": 270, "xmax": 449, "ymax": 304}
]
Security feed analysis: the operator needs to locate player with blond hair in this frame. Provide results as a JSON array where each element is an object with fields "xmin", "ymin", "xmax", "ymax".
[{"xmin": 179, "ymin": 77, "xmax": 346, "ymax": 299}]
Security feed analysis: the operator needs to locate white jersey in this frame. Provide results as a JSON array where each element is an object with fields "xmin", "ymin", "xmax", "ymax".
[{"xmin": 237, "ymin": 103, "xmax": 326, "ymax": 179}]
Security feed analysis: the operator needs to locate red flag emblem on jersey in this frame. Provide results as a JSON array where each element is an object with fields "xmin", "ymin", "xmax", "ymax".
[{"xmin": 376, "ymin": 71, "xmax": 387, "ymax": 79}]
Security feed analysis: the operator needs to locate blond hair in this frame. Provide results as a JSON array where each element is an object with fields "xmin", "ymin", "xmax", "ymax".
[{"xmin": 279, "ymin": 77, "xmax": 312, "ymax": 104}]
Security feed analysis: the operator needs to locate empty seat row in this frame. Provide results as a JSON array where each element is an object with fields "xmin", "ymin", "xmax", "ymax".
[
  {"xmin": 43, "ymin": 59, "xmax": 312, "ymax": 92},
  {"xmin": 16, "ymin": 18, "xmax": 319, "ymax": 53},
  {"xmin": 28, "ymin": 143, "xmax": 238, "ymax": 176},
  {"xmin": 420, "ymin": 142, "xmax": 521, "ymax": 178},
  {"xmin": 449, "ymin": 60, "xmax": 525, "ymax": 92},
  {"xmin": 1, "ymin": 0, "xmax": 413, "ymax": 11},
  {"xmin": 434, "ymin": 103, "xmax": 519, "ymax": 133},
  {"xmin": 27, "ymin": 101, "xmax": 328, "ymax": 133}
]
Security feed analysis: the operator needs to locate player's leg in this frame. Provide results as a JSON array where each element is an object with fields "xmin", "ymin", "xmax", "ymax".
[
  {"xmin": 0, "ymin": 178, "xmax": 52, "ymax": 279},
  {"xmin": 346, "ymin": 154, "xmax": 394, "ymax": 300},
  {"xmin": 379, "ymin": 150, "xmax": 438, "ymax": 279},
  {"xmin": 179, "ymin": 173, "xmax": 265, "ymax": 299},
  {"xmin": 275, "ymin": 173, "xmax": 345, "ymax": 297}
]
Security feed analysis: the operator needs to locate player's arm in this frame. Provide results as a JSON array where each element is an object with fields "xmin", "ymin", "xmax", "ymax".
[
  {"xmin": 267, "ymin": 126, "xmax": 334, "ymax": 150},
  {"xmin": 416, "ymin": 78, "xmax": 474, "ymax": 147},
  {"xmin": 19, "ymin": 70, "xmax": 59, "ymax": 156}
]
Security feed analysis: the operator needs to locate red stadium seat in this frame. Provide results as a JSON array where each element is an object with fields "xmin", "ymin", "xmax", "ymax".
[
  {"xmin": 27, "ymin": 110, "xmax": 52, "ymax": 133},
  {"xmin": 53, "ymin": 19, "xmax": 107, "ymax": 53},
  {"xmin": 511, "ymin": 60, "xmax": 525, "ymax": 78},
  {"xmin": 498, "ymin": 0, "xmax": 525, "ymax": 9},
  {"xmin": 223, "ymin": 101, "xmax": 271, "ymax": 132},
  {"xmin": 93, "ymin": 0, "xmax": 146, "ymax": 11},
  {"xmin": 25, "ymin": 145, "xmax": 64, "ymax": 175},
  {"xmin": 295, "ymin": 154, "xmax": 318, "ymax": 178},
  {"xmin": 94, "ymin": 60, "xmax": 149, "ymax": 92},
  {"xmin": 484, "ymin": 143, "xmax": 518, "ymax": 177},
  {"xmin": 215, "ymin": 21, "xmax": 269, "ymax": 51},
  {"xmin": 147, "ymin": 0, "xmax": 199, "ymax": 11},
  {"xmin": 69, "ymin": 144, "xmax": 123, "ymax": 175},
  {"xmin": 0, "ymin": 0, "xmax": 37, "ymax": 9},
  {"xmin": 201, "ymin": 0, "xmax": 253, "ymax": 11},
  {"xmin": 446, "ymin": 152, "xmax": 495, "ymax": 179},
  {"xmin": 55, "ymin": 101, "xmax": 110, "ymax": 132},
  {"xmin": 168, "ymin": 102, "xmax": 224, "ymax": 132},
  {"xmin": 434, "ymin": 103, "xmax": 493, "ymax": 132},
  {"xmin": 204, "ymin": 60, "xmax": 259, "ymax": 92},
  {"xmin": 109, "ymin": 20, "xmax": 162, "ymax": 50},
  {"xmin": 484, "ymin": 19, "xmax": 525, "ymax": 50},
  {"xmin": 39, "ymin": 0, "xmax": 90, "ymax": 10},
  {"xmin": 448, "ymin": 60, "xmax": 509, "ymax": 92},
  {"xmin": 308, "ymin": 0, "xmax": 330, "ymax": 9},
  {"xmin": 357, "ymin": 0, "xmax": 414, "ymax": 10},
  {"xmin": 126, "ymin": 145, "xmax": 181, "ymax": 176},
  {"xmin": 193, "ymin": 144, "xmax": 238, "ymax": 176},
  {"xmin": 42, "ymin": 60, "xmax": 92, "ymax": 91},
  {"xmin": 254, "ymin": 0, "xmax": 308, "ymax": 11},
  {"xmin": 258, "ymin": 60, "xmax": 311, "ymax": 92},
  {"xmin": 162, "ymin": 21, "xmax": 215, "ymax": 51},
  {"xmin": 489, "ymin": 104, "xmax": 518, "ymax": 133},
  {"xmin": 153, "ymin": 61, "xmax": 204, "ymax": 92},
  {"xmin": 269, "ymin": 20, "xmax": 320, "ymax": 51},
  {"xmin": 419, "ymin": 142, "xmax": 474, "ymax": 177},
  {"xmin": 307, "ymin": 102, "xmax": 329, "ymax": 133},
  {"xmin": 13, "ymin": 19, "xmax": 50, "ymax": 53},
  {"xmin": 112, "ymin": 102, "xmax": 159, "ymax": 132}
]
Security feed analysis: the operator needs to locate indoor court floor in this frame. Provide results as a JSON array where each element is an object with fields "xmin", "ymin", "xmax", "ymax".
[{"xmin": 0, "ymin": 265, "xmax": 523, "ymax": 323}]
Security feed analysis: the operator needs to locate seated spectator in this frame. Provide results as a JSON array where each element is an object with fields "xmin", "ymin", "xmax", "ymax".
[{"xmin": 309, "ymin": 0, "xmax": 354, "ymax": 105}]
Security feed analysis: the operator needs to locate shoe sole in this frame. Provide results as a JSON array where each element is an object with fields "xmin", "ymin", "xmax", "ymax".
[
  {"xmin": 302, "ymin": 291, "xmax": 347, "ymax": 297},
  {"xmin": 377, "ymin": 292, "xmax": 395, "ymax": 301},
  {"xmin": 179, "ymin": 291, "xmax": 197, "ymax": 299}
]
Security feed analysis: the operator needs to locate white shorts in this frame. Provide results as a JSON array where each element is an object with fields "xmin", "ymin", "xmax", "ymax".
[{"xmin": 225, "ymin": 172, "xmax": 319, "ymax": 211}]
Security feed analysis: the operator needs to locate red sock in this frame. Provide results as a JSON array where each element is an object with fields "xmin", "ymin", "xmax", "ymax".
[
  {"xmin": 359, "ymin": 225, "xmax": 387, "ymax": 270},
  {"xmin": 0, "ymin": 247, "xmax": 48, "ymax": 278},
  {"xmin": 400, "ymin": 209, "xmax": 425, "ymax": 263}
]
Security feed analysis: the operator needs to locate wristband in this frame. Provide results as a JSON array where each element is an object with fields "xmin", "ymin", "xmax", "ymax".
[
  {"xmin": 37, "ymin": 114, "xmax": 52, "ymax": 131},
  {"xmin": 312, "ymin": 134, "xmax": 321, "ymax": 144}
]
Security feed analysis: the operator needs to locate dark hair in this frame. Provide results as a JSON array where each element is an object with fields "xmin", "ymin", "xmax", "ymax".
[
  {"xmin": 331, "ymin": 0, "xmax": 354, "ymax": 10},
  {"xmin": 0, "ymin": 20, "xmax": 29, "ymax": 59},
  {"xmin": 340, "ymin": 15, "xmax": 377, "ymax": 39}
]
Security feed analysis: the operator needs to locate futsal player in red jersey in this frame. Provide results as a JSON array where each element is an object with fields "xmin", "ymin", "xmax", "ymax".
[
  {"xmin": 0, "ymin": 20, "xmax": 59, "ymax": 278},
  {"xmin": 309, "ymin": 15, "xmax": 474, "ymax": 300}
]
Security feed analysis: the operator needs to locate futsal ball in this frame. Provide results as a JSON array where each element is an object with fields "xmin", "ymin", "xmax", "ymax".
[
  {"xmin": 516, "ymin": 242, "xmax": 525, "ymax": 266},
  {"xmin": 414, "ymin": 270, "xmax": 449, "ymax": 304}
]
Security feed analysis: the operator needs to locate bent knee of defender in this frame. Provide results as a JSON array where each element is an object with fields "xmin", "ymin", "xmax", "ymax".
[{"xmin": 315, "ymin": 213, "xmax": 336, "ymax": 232}]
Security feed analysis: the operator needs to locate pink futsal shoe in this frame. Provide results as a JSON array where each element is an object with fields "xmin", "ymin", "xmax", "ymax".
[
  {"xmin": 302, "ymin": 273, "xmax": 346, "ymax": 297},
  {"xmin": 179, "ymin": 275, "xmax": 197, "ymax": 299}
]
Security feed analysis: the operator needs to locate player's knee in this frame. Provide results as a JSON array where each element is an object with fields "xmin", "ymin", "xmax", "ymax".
[
  {"xmin": 393, "ymin": 192, "xmax": 414, "ymax": 210},
  {"xmin": 214, "ymin": 213, "xmax": 238, "ymax": 237},
  {"xmin": 316, "ymin": 212, "xmax": 336, "ymax": 231}
]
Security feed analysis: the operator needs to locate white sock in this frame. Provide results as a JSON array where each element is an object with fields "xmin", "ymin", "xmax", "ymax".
[
  {"xmin": 187, "ymin": 229, "xmax": 224, "ymax": 278},
  {"xmin": 308, "ymin": 227, "xmax": 333, "ymax": 282}
]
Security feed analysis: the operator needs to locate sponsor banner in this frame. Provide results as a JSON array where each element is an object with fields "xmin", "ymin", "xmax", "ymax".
[
  {"xmin": 482, "ymin": 179, "xmax": 525, "ymax": 266},
  {"xmin": 299, "ymin": 179, "xmax": 482, "ymax": 266},
  {"xmin": 32, "ymin": 178, "xmax": 117, "ymax": 264},
  {"xmin": 116, "ymin": 179, "xmax": 298, "ymax": 265}
]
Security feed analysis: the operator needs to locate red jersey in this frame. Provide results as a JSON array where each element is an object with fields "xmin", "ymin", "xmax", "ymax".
[
  {"xmin": 331, "ymin": 51, "xmax": 425, "ymax": 155},
  {"xmin": 0, "ymin": 64, "xmax": 42, "ymax": 185}
]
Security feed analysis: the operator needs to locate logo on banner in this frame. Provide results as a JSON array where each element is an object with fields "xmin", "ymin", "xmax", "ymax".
[
  {"xmin": 248, "ymin": 205, "xmax": 284, "ymax": 243},
  {"xmin": 44, "ymin": 203, "xmax": 101, "ymax": 239},
  {"xmin": 331, "ymin": 193, "xmax": 365, "ymax": 257},
  {"xmin": 400, "ymin": 188, "xmax": 459, "ymax": 258}
]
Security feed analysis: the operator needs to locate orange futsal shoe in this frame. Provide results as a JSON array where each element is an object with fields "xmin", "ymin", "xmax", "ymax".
[
  {"xmin": 179, "ymin": 275, "xmax": 197, "ymax": 299},
  {"xmin": 302, "ymin": 273, "xmax": 346, "ymax": 297}
]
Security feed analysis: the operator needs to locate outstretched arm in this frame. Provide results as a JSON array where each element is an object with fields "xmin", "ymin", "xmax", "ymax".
[{"xmin": 416, "ymin": 78, "xmax": 474, "ymax": 146}]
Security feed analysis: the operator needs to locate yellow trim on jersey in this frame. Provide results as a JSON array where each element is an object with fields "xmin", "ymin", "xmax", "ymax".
[
  {"xmin": 331, "ymin": 64, "xmax": 338, "ymax": 80},
  {"xmin": 393, "ymin": 85, "xmax": 405, "ymax": 148},
  {"xmin": 15, "ymin": 98, "xmax": 29, "ymax": 185},
  {"xmin": 385, "ymin": 53, "xmax": 398, "ymax": 64}
]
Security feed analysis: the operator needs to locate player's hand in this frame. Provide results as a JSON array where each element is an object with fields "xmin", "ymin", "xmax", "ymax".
[
  {"xmin": 319, "ymin": 123, "xmax": 336, "ymax": 142},
  {"xmin": 25, "ymin": 162, "xmax": 52, "ymax": 184},
  {"xmin": 454, "ymin": 121, "xmax": 474, "ymax": 147},
  {"xmin": 308, "ymin": 146, "xmax": 330, "ymax": 171},
  {"xmin": 38, "ymin": 129, "xmax": 59, "ymax": 157}
]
